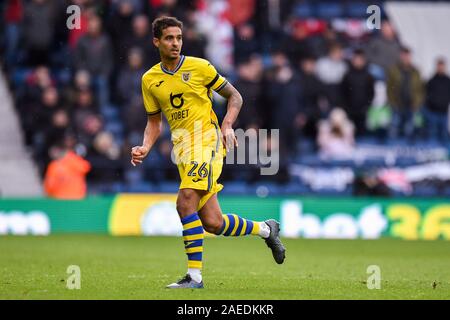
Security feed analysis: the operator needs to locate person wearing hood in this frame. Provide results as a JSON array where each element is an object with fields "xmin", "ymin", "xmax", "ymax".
[{"xmin": 44, "ymin": 136, "xmax": 91, "ymax": 199}]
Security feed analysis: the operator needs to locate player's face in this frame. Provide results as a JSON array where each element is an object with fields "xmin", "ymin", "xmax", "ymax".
[{"xmin": 154, "ymin": 27, "xmax": 183, "ymax": 60}]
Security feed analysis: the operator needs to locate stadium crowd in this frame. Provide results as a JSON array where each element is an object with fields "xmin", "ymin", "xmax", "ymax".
[{"xmin": 1, "ymin": 0, "xmax": 449, "ymax": 195}]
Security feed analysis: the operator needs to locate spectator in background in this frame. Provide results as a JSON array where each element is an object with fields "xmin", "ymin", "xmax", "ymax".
[
  {"xmin": 116, "ymin": 48, "xmax": 147, "ymax": 135},
  {"xmin": 233, "ymin": 23, "xmax": 260, "ymax": 65},
  {"xmin": 86, "ymin": 131, "xmax": 122, "ymax": 183},
  {"xmin": 227, "ymin": 0, "xmax": 255, "ymax": 27},
  {"xmin": 281, "ymin": 21, "xmax": 314, "ymax": 66},
  {"xmin": 266, "ymin": 51, "xmax": 302, "ymax": 160},
  {"xmin": 317, "ymin": 108, "xmax": 355, "ymax": 160},
  {"xmin": 3, "ymin": 0, "xmax": 23, "ymax": 68},
  {"xmin": 44, "ymin": 135, "xmax": 91, "ymax": 199},
  {"xmin": 45, "ymin": 109, "xmax": 72, "ymax": 157},
  {"xmin": 74, "ymin": 14, "xmax": 113, "ymax": 107},
  {"xmin": 116, "ymin": 48, "xmax": 146, "ymax": 106},
  {"xmin": 341, "ymin": 49, "xmax": 375, "ymax": 135},
  {"xmin": 109, "ymin": 0, "xmax": 136, "ymax": 65},
  {"xmin": 233, "ymin": 55, "xmax": 264, "ymax": 130},
  {"xmin": 181, "ymin": 22, "xmax": 207, "ymax": 59},
  {"xmin": 71, "ymin": 89, "xmax": 103, "ymax": 148},
  {"xmin": 297, "ymin": 57, "xmax": 326, "ymax": 138},
  {"xmin": 22, "ymin": 66, "xmax": 54, "ymax": 102},
  {"xmin": 72, "ymin": 89, "xmax": 98, "ymax": 128},
  {"xmin": 366, "ymin": 20, "xmax": 401, "ymax": 78},
  {"xmin": 77, "ymin": 114, "xmax": 104, "ymax": 151},
  {"xmin": 67, "ymin": 1, "xmax": 97, "ymax": 49},
  {"xmin": 64, "ymin": 69, "xmax": 92, "ymax": 107},
  {"xmin": 19, "ymin": 66, "xmax": 54, "ymax": 144},
  {"xmin": 387, "ymin": 47, "xmax": 424, "ymax": 140},
  {"xmin": 353, "ymin": 170, "xmax": 391, "ymax": 197},
  {"xmin": 149, "ymin": 0, "xmax": 186, "ymax": 22},
  {"xmin": 310, "ymin": 22, "xmax": 345, "ymax": 59},
  {"xmin": 23, "ymin": 0, "xmax": 56, "ymax": 66},
  {"xmin": 315, "ymin": 43, "xmax": 347, "ymax": 108},
  {"xmin": 123, "ymin": 14, "xmax": 159, "ymax": 69},
  {"xmin": 425, "ymin": 58, "xmax": 450, "ymax": 144},
  {"xmin": 33, "ymin": 87, "xmax": 62, "ymax": 172}
]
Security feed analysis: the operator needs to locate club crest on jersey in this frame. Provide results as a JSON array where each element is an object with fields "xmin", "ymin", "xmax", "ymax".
[{"xmin": 182, "ymin": 72, "xmax": 191, "ymax": 83}]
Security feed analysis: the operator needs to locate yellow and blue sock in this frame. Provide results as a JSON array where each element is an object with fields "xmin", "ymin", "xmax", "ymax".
[
  {"xmin": 219, "ymin": 214, "xmax": 269, "ymax": 237},
  {"xmin": 181, "ymin": 212, "xmax": 204, "ymax": 281}
]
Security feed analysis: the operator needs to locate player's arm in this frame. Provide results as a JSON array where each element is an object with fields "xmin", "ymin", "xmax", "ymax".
[
  {"xmin": 217, "ymin": 82, "xmax": 243, "ymax": 151},
  {"xmin": 130, "ymin": 113, "xmax": 162, "ymax": 166}
]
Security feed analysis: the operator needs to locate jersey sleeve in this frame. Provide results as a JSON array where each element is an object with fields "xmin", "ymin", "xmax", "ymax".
[
  {"xmin": 141, "ymin": 75, "xmax": 161, "ymax": 115},
  {"xmin": 203, "ymin": 60, "xmax": 228, "ymax": 92}
]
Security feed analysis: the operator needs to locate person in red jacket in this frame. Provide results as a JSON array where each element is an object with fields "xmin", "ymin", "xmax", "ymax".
[{"xmin": 44, "ymin": 145, "xmax": 91, "ymax": 199}]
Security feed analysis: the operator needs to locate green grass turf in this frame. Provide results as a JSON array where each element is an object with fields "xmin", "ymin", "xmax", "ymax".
[{"xmin": 0, "ymin": 235, "xmax": 449, "ymax": 300}]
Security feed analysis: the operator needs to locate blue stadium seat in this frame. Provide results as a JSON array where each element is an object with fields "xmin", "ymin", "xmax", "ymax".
[
  {"xmin": 100, "ymin": 105, "xmax": 120, "ymax": 120},
  {"xmin": 313, "ymin": 186, "xmax": 353, "ymax": 196},
  {"xmin": 125, "ymin": 182, "xmax": 155, "ymax": 193},
  {"xmin": 222, "ymin": 182, "xmax": 250, "ymax": 195},
  {"xmin": 248, "ymin": 182, "xmax": 283, "ymax": 196},
  {"xmin": 316, "ymin": 2, "xmax": 344, "ymax": 19},
  {"xmin": 54, "ymin": 69, "xmax": 71, "ymax": 86},
  {"xmin": 395, "ymin": 157, "xmax": 419, "ymax": 167},
  {"xmin": 105, "ymin": 121, "xmax": 124, "ymax": 136},
  {"xmin": 281, "ymin": 182, "xmax": 309, "ymax": 195},
  {"xmin": 444, "ymin": 187, "xmax": 450, "ymax": 197},
  {"xmin": 156, "ymin": 182, "xmax": 180, "ymax": 193},
  {"xmin": 413, "ymin": 185, "xmax": 437, "ymax": 197},
  {"xmin": 293, "ymin": 3, "xmax": 314, "ymax": 18},
  {"xmin": 12, "ymin": 68, "xmax": 32, "ymax": 87},
  {"xmin": 88, "ymin": 182, "xmax": 124, "ymax": 194},
  {"xmin": 346, "ymin": 2, "xmax": 370, "ymax": 18}
]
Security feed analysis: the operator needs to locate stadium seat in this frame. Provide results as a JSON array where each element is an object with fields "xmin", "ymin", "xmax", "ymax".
[
  {"xmin": 222, "ymin": 182, "xmax": 251, "ymax": 195},
  {"xmin": 157, "ymin": 181, "xmax": 180, "ymax": 193},
  {"xmin": 100, "ymin": 104, "xmax": 120, "ymax": 120},
  {"xmin": 104, "ymin": 121, "xmax": 124, "ymax": 137},
  {"xmin": 281, "ymin": 182, "xmax": 309, "ymax": 195},
  {"xmin": 316, "ymin": 2, "xmax": 344, "ymax": 19},
  {"xmin": 346, "ymin": 2, "xmax": 370, "ymax": 18},
  {"xmin": 413, "ymin": 185, "xmax": 438, "ymax": 197},
  {"xmin": 125, "ymin": 182, "xmax": 155, "ymax": 193},
  {"xmin": 293, "ymin": 3, "xmax": 315, "ymax": 18}
]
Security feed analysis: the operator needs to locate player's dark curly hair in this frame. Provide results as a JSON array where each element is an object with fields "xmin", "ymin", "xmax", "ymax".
[{"xmin": 152, "ymin": 16, "xmax": 183, "ymax": 39}]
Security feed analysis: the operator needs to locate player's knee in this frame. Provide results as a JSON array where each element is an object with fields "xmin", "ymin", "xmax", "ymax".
[
  {"xmin": 203, "ymin": 218, "xmax": 223, "ymax": 235},
  {"xmin": 176, "ymin": 190, "xmax": 198, "ymax": 215},
  {"xmin": 176, "ymin": 202, "xmax": 193, "ymax": 216}
]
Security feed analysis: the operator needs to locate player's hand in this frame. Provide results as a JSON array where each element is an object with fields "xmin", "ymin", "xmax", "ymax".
[
  {"xmin": 130, "ymin": 145, "xmax": 150, "ymax": 166},
  {"xmin": 221, "ymin": 124, "xmax": 238, "ymax": 152}
]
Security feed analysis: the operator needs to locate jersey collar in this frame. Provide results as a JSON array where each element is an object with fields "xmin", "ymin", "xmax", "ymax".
[{"xmin": 160, "ymin": 55, "xmax": 185, "ymax": 75}]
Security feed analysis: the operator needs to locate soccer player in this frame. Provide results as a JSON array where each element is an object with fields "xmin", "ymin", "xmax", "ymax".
[{"xmin": 131, "ymin": 16, "xmax": 286, "ymax": 289}]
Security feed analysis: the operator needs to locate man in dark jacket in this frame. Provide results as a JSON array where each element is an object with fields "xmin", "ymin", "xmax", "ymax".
[
  {"xmin": 74, "ymin": 15, "xmax": 113, "ymax": 107},
  {"xmin": 23, "ymin": 0, "xmax": 56, "ymax": 66},
  {"xmin": 425, "ymin": 58, "xmax": 450, "ymax": 143},
  {"xmin": 341, "ymin": 49, "xmax": 375, "ymax": 136},
  {"xmin": 386, "ymin": 47, "xmax": 424, "ymax": 139}
]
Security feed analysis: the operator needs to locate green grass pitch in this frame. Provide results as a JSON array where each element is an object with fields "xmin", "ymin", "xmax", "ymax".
[{"xmin": 0, "ymin": 235, "xmax": 449, "ymax": 299}]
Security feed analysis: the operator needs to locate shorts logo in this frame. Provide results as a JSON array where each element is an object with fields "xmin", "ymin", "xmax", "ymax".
[
  {"xmin": 170, "ymin": 92, "xmax": 184, "ymax": 109},
  {"xmin": 182, "ymin": 72, "xmax": 191, "ymax": 83}
]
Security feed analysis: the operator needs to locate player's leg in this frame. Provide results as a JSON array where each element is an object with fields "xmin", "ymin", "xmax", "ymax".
[
  {"xmin": 198, "ymin": 193, "xmax": 266, "ymax": 236},
  {"xmin": 167, "ymin": 188, "xmax": 206, "ymax": 289},
  {"xmin": 198, "ymin": 193, "xmax": 286, "ymax": 264}
]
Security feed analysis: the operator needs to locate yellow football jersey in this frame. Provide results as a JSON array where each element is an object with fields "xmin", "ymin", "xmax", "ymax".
[{"xmin": 141, "ymin": 55, "xmax": 228, "ymax": 162}]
